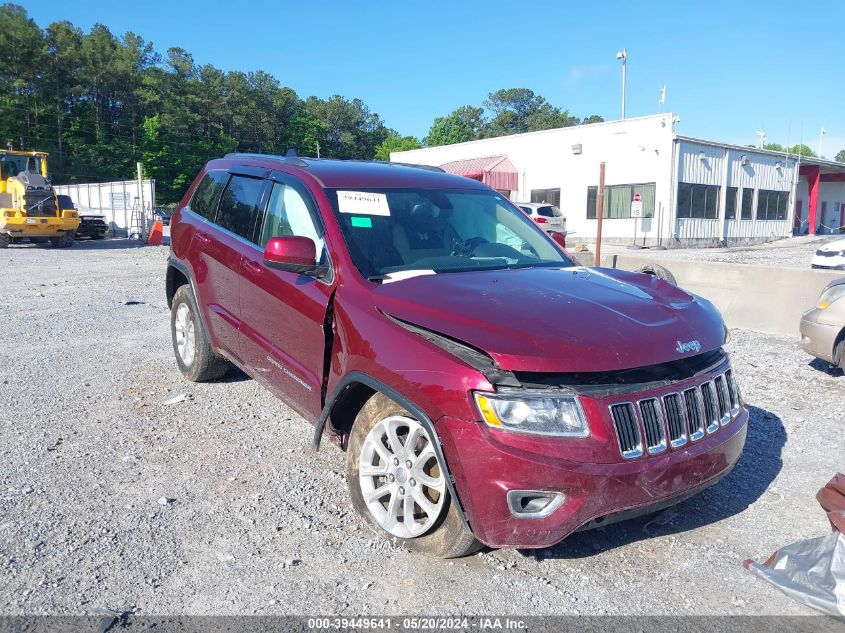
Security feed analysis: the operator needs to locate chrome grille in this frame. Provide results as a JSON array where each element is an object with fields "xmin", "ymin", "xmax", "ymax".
[
  {"xmin": 610, "ymin": 368, "xmax": 742, "ymax": 459},
  {"xmin": 663, "ymin": 393, "xmax": 688, "ymax": 447},
  {"xmin": 639, "ymin": 399, "xmax": 666, "ymax": 454},
  {"xmin": 609, "ymin": 403, "xmax": 642, "ymax": 458}
]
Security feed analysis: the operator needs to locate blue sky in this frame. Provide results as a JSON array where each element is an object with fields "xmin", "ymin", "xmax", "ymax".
[{"xmin": 21, "ymin": 0, "xmax": 845, "ymax": 156}]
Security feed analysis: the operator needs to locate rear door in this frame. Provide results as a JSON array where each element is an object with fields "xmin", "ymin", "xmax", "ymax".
[
  {"xmin": 187, "ymin": 170, "xmax": 268, "ymax": 360},
  {"xmin": 239, "ymin": 173, "xmax": 334, "ymax": 419}
]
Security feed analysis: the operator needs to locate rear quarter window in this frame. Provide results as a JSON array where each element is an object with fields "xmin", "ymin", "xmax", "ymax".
[{"xmin": 189, "ymin": 170, "xmax": 229, "ymax": 221}]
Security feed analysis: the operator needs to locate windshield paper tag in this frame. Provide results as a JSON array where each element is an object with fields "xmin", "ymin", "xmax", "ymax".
[{"xmin": 337, "ymin": 191, "xmax": 390, "ymax": 216}]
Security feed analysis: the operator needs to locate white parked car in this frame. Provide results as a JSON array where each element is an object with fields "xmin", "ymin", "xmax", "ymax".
[
  {"xmin": 811, "ymin": 238, "xmax": 845, "ymax": 271},
  {"xmin": 516, "ymin": 202, "xmax": 566, "ymax": 234}
]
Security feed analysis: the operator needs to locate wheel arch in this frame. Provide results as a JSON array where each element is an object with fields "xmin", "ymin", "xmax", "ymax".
[
  {"xmin": 166, "ymin": 260, "xmax": 190, "ymax": 308},
  {"xmin": 315, "ymin": 371, "xmax": 472, "ymax": 533},
  {"xmin": 834, "ymin": 326, "xmax": 845, "ymax": 367},
  {"xmin": 166, "ymin": 258, "xmax": 214, "ymax": 346}
]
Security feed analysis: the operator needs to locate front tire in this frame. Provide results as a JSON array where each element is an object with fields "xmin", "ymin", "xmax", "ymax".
[
  {"xmin": 50, "ymin": 231, "xmax": 74, "ymax": 248},
  {"xmin": 346, "ymin": 393, "xmax": 480, "ymax": 558},
  {"xmin": 170, "ymin": 285, "xmax": 229, "ymax": 382},
  {"xmin": 0, "ymin": 233, "xmax": 10, "ymax": 248}
]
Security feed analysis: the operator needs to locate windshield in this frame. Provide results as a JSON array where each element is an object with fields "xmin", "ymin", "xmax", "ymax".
[
  {"xmin": 0, "ymin": 154, "xmax": 43, "ymax": 179},
  {"xmin": 326, "ymin": 188, "xmax": 572, "ymax": 280}
]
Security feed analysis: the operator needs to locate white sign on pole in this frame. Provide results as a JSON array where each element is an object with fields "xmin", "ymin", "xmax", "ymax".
[
  {"xmin": 631, "ymin": 200, "xmax": 643, "ymax": 218},
  {"xmin": 631, "ymin": 192, "xmax": 643, "ymax": 218}
]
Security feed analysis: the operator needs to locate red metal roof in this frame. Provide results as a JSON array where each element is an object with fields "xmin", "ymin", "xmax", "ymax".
[{"xmin": 439, "ymin": 155, "xmax": 518, "ymax": 191}]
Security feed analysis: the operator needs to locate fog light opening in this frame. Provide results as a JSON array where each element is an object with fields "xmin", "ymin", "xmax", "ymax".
[{"xmin": 506, "ymin": 490, "xmax": 565, "ymax": 519}]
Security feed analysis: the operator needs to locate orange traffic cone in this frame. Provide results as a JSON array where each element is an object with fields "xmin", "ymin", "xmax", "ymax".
[{"xmin": 147, "ymin": 220, "xmax": 164, "ymax": 246}]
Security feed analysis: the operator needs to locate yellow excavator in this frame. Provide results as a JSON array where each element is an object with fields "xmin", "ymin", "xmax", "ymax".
[{"xmin": 0, "ymin": 149, "xmax": 79, "ymax": 248}]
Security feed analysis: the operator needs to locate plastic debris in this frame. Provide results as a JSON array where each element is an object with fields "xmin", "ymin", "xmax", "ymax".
[
  {"xmin": 744, "ymin": 473, "xmax": 845, "ymax": 616},
  {"xmin": 163, "ymin": 394, "xmax": 187, "ymax": 405}
]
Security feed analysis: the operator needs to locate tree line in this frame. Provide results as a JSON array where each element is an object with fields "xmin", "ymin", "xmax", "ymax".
[{"xmin": 0, "ymin": 4, "xmax": 604, "ymax": 202}]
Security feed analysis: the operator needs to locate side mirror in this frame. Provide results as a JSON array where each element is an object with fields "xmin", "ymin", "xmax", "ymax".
[{"xmin": 263, "ymin": 236, "xmax": 327, "ymax": 277}]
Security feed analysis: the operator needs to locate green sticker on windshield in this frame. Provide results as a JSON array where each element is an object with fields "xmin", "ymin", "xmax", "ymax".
[{"xmin": 350, "ymin": 216, "xmax": 372, "ymax": 228}]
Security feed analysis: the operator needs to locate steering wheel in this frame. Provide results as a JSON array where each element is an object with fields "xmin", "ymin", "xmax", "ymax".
[{"xmin": 452, "ymin": 236, "xmax": 488, "ymax": 257}]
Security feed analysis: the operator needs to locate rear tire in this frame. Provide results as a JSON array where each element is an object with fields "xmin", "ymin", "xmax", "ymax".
[
  {"xmin": 346, "ymin": 393, "xmax": 481, "ymax": 558},
  {"xmin": 170, "ymin": 284, "xmax": 229, "ymax": 382}
]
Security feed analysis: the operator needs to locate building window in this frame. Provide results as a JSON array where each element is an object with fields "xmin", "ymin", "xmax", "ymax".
[
  {"xmin": 586, "ymin": 183, "xmax": 655, "ymax": 219},
  {"xmin": 677, "ymin": 182, "xmax": 719, "ymax": 219},
  {"xmin": 741, "ymin": 188, "xmax": 754, "ymax": 220},
  {"xmin": 530, "ymin": 188, "xmax": 561, "ymax": 207},
  {"xmin": 756, "ymin": 189, "xmax": 789, "ymax": 221},
  {"xmin": 725, "ymin": 187, "xmax": 738, "ymax": 220}
]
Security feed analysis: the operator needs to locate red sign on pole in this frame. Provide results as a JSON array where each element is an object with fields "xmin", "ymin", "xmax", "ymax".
[{"xmin": 633, "ymin": 193, "xmax": 641, "ymax": 202}]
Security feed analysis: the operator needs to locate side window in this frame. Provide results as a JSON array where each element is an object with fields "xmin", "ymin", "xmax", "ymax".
[
  {"xmin": 189, "ymin": 170, "xmax": 229, "ymax": 221},
  {"xmin": 260, "ymin": 182, "xmax": 325, "ymax": 257},
  {"xmin": 217, "ymin": 175, "xmax": 265, "ymax": 241}
]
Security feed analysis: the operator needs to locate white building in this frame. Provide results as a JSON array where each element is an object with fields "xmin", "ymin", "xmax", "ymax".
[
  {"xmin": 392, "ymin": 113, "xmax": 845, "ymax": 247},
  {"xmin": 54, "ymin": 178, "xmax": 156, "ymax": 235}
]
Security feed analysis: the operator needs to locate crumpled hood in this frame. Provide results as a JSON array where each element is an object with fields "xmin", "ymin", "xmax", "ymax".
[{"xmin": 373, "ymin": 266, "xmax": 725, "ymax": 373}]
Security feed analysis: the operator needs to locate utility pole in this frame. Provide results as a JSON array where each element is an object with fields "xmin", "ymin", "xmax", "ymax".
[
  {"xmin": 595, "ymin": 162, "xmax": 606, "ymax": 266},
  {"xmin": 819, "ymin": 127, "xmax": 826, "ymax": 158},
  {"xmin": 616, "ymin": 49, "xmax": 627, "ymax": 120},
  {"xmin": 137, "ymin": 161, "xmax": 146, "ymax": 233}
]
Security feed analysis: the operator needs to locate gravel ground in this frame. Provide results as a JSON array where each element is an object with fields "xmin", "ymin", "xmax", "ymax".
[
  {"xmin": 599, "ymin": 235, "xmax": 843, "ymax": 269},
  {"xmin": 0, "ymin": 239, "xmax": 843, "ymax": 617}
]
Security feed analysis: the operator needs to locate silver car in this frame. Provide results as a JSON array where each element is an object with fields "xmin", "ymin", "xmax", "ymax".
[
  {"xmin": 800, "ymin": 277, "xmax": 845, "ymax": 369},
  {"xmin": 517, "ymin": 202, "xmax": 566, "ymax": 234}
]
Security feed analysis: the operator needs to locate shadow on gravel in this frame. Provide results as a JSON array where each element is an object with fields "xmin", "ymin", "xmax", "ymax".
[
  {"xmin": 533, "ymin": 404, "xmax": 785, "ymax": 560},
  {"xmin": 71, "ymin": 239, "xmax": 150, "ymax": 250},
  {"xmin": 808, "ymin": 358, "xmax": 844, "ymax": 378},
  {"xmin": 216, "ymin": 367, "xmax": 251, "ymax": 383}
]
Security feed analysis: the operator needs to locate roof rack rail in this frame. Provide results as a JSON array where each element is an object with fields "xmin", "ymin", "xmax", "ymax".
[
  {"xmin": 374, "ymin": 160, "xmax": 445, "ymax": 173},
  {"xmin": 223, "ymin": 152, "xmax": 308, "ymax": 167}
]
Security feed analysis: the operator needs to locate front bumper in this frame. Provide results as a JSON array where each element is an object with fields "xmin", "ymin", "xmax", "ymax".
[
  {"xmin": 0, "ymin": 213, "xmax": 80, "ymax": 237},
  {"xmin": 800, "ymin": 311, "xmax": 839, "ymax": 364},
  {"xmin": 438, "ymin": 354, "xmax": 749, "ymax": 550}
]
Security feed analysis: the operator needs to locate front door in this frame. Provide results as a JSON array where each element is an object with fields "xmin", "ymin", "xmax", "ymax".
[{"xmin": 239, "ymin": 174, "xmax": 334, "ymax": 419}]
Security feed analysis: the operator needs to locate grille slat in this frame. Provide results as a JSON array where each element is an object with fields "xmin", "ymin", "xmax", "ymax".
[
  {"xmin": 700, "ymin": 381, "xmax": 720, "ymax": 433},
  {"xmin": 609, "ymin": 403, "xmax": 642, "ymax": 458},
  {"xmin": 639, "ymin": 399, "xmax": 666, "ymax": 453},
  {"xmin": 714, "ymin": 375, "xmax": 731, "ymax": 425},
  {"xmin": 663, "ymin": 393, "xmax": 688, "ymax": 447},
  {"xmin": 684, "ymin": 388, "xmax": 706, "ymax": 441},
  {"xmin": 725, "ymin": 369, "xmax": 740, "ymax": 412}
]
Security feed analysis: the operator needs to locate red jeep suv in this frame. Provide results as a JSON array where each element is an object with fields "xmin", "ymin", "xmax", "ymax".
[{"xmin": 166, "ymin": 153, "xmax": 748, "ymax": 557}]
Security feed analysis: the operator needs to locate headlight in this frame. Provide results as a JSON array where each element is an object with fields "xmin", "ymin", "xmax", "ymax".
[
  {"xmin": 818, "ymin": 284, "xmax": 845, "ymax": 309},
  {"xmin": 474, "ymin": 391, "xmax": 589, "ymax": 437}
]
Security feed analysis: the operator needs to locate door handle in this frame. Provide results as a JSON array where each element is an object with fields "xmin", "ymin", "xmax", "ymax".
[
  {"xmin": 194, "ymin": 232, "xmax": 210, "ymax": 244},
  {"xmin": 243, "ymin": 260, "xmax": 263, "ymax": 275}
]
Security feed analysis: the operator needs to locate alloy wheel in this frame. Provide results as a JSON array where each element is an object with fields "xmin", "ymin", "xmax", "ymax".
[
  {"xmin": 174, "ymin": 302, "xmax": 196, "ymax": 366},
  {"xmin": 358, "ymin": 415, "xmax": 447, "ymax": 538}
]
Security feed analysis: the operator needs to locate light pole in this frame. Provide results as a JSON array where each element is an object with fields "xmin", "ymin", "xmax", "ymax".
[
  {"xmin": 819, "ymin": 127, "xmax": 826, "ymax": 158},
  {"xmin": 616, "ymin": 48, "xmax": 627, "ymax": 120}
]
